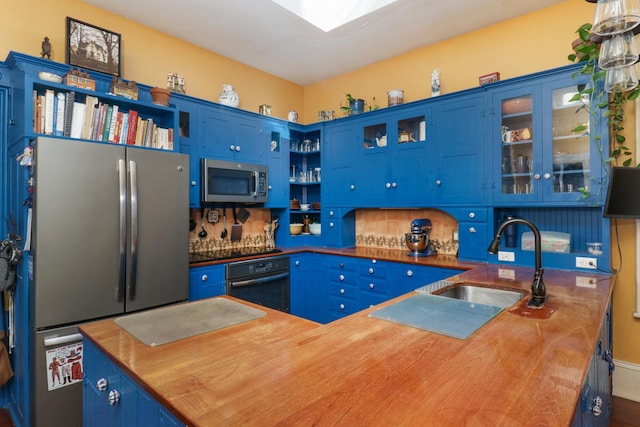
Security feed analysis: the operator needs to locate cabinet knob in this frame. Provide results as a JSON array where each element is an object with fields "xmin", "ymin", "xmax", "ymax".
[
  {"xmin": 350, "ymin": 184, "xmax": 355, "ymax": 190},
  {"xmin": 191, "ymin": 180, "xmax": 197, "ymax": 187},
  {"xmin": 329, "ymin": 222, "xmax": 335, "ymax": 228},
  {"xmin": 406, "ymin": 270, "xmax": 413, "ymax": 277},
  {"xmin": 369, "ymin": 283, "xmax": 375, "ymax": 289},
  {"xmin": 268, "ymin": 185, "xmax": 272, "ymax": 190},
  {"xmin": 329, "ymin": 210, "xmax": 335, "ymax": 216},
  {"xmin": 468, "ymin": 212, "xmax": 475, "ymax": 219},
  {"xmin": 340, "ymin": 288, "xmax": 345, "ymax": 294},
  {"xmin": 96, "ymin": 378, "xmax": 108, "ymax": 392},
  {"xmin": 592, "ymin": 396, "xmax": 603, "ymax": 416},
  {"xmin": 385, "ymin": 182, "xmax": 391, "ymax": 189},
  {"xmin": 544, "ymin": 173, "xmax": 551, "ymax": 180},
  {"xmin": 340, "ymin": 263, "xmax": 344, "ymax": 268},
  {"xmin": 339, "ymin": 303, "xmax": 345, "ymax": 310},
  {"xmin": 339, "ymin": 274, "xmax": 345, "ymax": 281},
  {"xmin": 201, "ymin": 275, "xmax": 208, "ymax": 282},
  {"xmin": 534, "ymin": 174, "xmax": 541, "ymax": 180},
  {"xmin": 108, "ymin": 389, "xmax": 121, "ymax": 406},
  {"xmin": 391, "ymin": 182, "xmax": 397, "ymax": 188},
  {"xmin": 469, "ymin": 227, "xmax": 476, "ymax": 233},
  {"xmin": 435, "ymin": 180, "xmax": 442, "ymax": 186},
  {"xmin": 229, "ymin": 145, "xmax": 235, "ymax": 151},
  {"xmin": 371, "ymin": 259, "xmax": 377, "ymax": 264},
  {"xmin": 295, "ymin": 260, "xmax": 300, "ymax": 266},
  {"xmin": 368, "ymin": 267, "xmax": 374, "ymax": 274},
  {"xmin": 235, "ymin": 145, "xmax": 241, "ymax": 152}
]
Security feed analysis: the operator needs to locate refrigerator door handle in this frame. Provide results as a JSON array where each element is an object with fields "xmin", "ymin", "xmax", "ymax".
[
  {"xmin": 129, "ymin": 160, "xmax": 138, "ymax": 299},
  {"xmin": 118, "ymin": 159, "xmax": 127, "ymax": 301},
  {"xmin": 44, "ymin": 333, "xmax": 83, "ymax": 347}
]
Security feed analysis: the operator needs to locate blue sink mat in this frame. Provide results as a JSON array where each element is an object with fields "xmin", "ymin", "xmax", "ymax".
[{"xmin": 369, "ymin": 293, "xmax": 504, "ymax": 339}]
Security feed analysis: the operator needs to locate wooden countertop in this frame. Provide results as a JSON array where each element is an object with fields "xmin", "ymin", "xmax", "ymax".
[{"xmin": 80, "ymin": 263, "xmax": 614, "ymax": 426}]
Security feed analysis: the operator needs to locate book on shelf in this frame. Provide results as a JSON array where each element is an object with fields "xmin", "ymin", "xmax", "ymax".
[
  {"xmin": 126, "ymin": 110, "xmax": 139, "ymax": 145},
  {"xmin": 63, "ymin": 91, "xmax": 76, "ymax": 137},
  {"xmin": 43, "ymin": 89, "xmax": 55, "ymax": 135},
  {"xmin": 54, "ymin": 92, "xmax": 65, "ymax": 137},
  {"xmin": 70, "ymin": 102, "xmax": 86, "ymax": 139},
  {"xmin": 30, "ymin": 87, "xmax": 174, "ymax": 150}
]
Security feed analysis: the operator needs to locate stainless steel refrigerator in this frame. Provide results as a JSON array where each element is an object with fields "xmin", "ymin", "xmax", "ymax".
[{"xmin": 30, "ymin": 137, "xmax": 189, "ymax": 426}]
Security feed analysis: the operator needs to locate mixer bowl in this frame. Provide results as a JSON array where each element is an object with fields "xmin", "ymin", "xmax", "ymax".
[{"xmin": 405, "ymin": 233, "xmax": 428, "ymax": 253}]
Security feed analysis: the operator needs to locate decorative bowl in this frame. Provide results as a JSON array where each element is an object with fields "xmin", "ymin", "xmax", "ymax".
[
  {"xmin": 300, "ymin": 203, "xmax": 310, "ymax": 211},
  {"xmin": 309, "ymin": 223, "xmax": 321, "ymax": 235},
  {"xmin": 38, "ymin": 71, "xmax": 63, "ymax": 83},
  {"xmin": 290, "ymin": 223, "xmax": 303, "ymax": 235}
]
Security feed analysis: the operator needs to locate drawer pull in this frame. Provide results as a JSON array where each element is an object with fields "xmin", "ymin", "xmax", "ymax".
[
  {"xmin": 96, "ymin": 378, "xmax": 108, "ymax": 392},
  {"xmin": 108, "ymin": 389, "xmax": 121, "ymax": 406}
]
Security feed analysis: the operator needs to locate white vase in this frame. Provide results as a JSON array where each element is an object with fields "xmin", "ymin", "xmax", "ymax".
[{"xmin": 219, "ymin": 84, "xmax": 240, "ymax": 107}]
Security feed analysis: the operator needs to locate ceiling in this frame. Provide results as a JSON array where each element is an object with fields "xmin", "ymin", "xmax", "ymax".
[{"xmin": 83, "ymin": 0, "xmax": 564, "ymax": 86}]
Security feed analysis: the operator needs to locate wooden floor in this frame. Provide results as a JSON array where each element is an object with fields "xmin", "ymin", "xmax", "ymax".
[
  {"xmin": 610, "ymin": 396, "xmax": 640, "ymax": 427},
  {"xmin": 0, "ymin": 397, "xmax": 636, "ymax": 426}
]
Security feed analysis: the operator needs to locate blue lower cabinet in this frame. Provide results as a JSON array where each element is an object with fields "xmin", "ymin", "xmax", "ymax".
[
  {"xmin": 457, "ymin": 208, "xmax": 490, "ymax": 262},
  {"xmin": 290, "ymin": 254, "xmax": 326, "ymax": 323},
  {"xmin": 83, "ymin": 339, "xmax": 185, "ymax": 427},
  {"xmin": 189, "ymin": 264, "xmax": 225, "ymax": 301}
]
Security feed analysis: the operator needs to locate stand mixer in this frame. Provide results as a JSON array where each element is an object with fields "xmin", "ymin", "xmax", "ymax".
[{"xmin": 405, "ymin": 218, "xmax": 437, "ymax": 257}]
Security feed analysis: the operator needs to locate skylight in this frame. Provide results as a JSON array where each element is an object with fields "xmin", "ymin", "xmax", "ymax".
[{"xmin": 271, "ymin": 0, "xmax": 399, "ymax": 32}]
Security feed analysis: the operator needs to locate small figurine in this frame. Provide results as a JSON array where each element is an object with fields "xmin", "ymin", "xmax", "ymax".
[
  {"xmin": 431, "ymin": 69, "xmax": 441, "ymax": 97},
  {"xmin": 41, "ymin": 37, "xmax": 51, "ymax": 59},
  {"xmin": 16, "ymin": 147, "xmax": 33, "ymax": 167}
]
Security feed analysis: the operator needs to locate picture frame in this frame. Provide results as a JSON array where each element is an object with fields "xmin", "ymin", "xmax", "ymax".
[{"xmin": 66, "ymin": 17, "xmax": 121, "ymax": 76}]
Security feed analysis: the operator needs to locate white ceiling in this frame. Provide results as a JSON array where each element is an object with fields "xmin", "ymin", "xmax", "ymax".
[{"xmin": 83, "ymin": 0, "xmax": 564, "ymax": 86}]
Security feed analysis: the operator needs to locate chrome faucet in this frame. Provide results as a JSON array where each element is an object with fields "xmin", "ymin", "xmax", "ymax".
[{"xmin": 487, "ymin": 218, "xmax": 546, "ymax": 308}]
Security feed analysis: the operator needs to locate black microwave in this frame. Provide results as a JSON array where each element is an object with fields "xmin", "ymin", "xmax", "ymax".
[{"xmin": 201, "ymin": 158, "xmax": 268, "ymax": 204}]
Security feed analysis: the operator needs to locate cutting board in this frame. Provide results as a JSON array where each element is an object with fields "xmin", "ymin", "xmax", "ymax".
[
  {"xmin": 115, "ymin": 298, "xmax": 266, "ymax": 346},
  {"xmin": 369, "ymin": 294, "xmax": 504, "ymax": 339}
]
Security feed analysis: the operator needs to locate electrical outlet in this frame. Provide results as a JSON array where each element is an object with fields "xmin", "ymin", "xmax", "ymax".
[
  {"xmin": 497, "ymin": 251, "xmax": 515, "ymax": 262},
  {"xmin": 576, "ymin": 257, "xmax": 597, "ymax": 269},
  {"xmin": 576, "ymin": 276, "xmax": 597, "ymax": 288},
  {"xmin": 452, "ymin": 229, "xmax": 459, "ymax": 243},
  {"xmin": 498, "ymin": 268, "xmax": 516, "ymax": 280}
]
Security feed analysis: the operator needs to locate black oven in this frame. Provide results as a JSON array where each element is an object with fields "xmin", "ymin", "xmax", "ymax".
[{"xmin": 225, "ymin": 256, "xmax": 290, "ymax": 313}]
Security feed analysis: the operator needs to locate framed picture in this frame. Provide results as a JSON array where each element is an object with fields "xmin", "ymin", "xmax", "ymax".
[{"xmin": 66, "ymin": 17, "xmax": 121, "ymax": 76}]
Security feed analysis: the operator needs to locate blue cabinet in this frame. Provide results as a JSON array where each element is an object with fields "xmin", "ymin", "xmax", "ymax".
[
  {"xmin": 433, "ymin": 93, "xmax": 488, "ymax": 205},
  {"xmin": 357, "ymin": 107, "xmax": 431, "ymax": 207},
  {"xmin": 457, "ymin": 208, "xmax": 490, "ymax": 262},
  {"xmin": 83, "ymin": 339, "xmax": 185, "ymax": 426},
  {"xmin": 263, "ymin": 120, "xmax": 289, "ymax": 208},
  {"xmin": 322, "ymin": 121, "xmax": 358, "ymax": 206},
  {"xmin": 571, "ymin": 304, "xmax": 612, "ymax": 426},
  {"xmin": 189, "ymin": 264, "xmax": 225, "ymax": 301},
  {"xmin": 490, "ymin": 71, "xmax": 603, "ymax": 206},
  {"xmin": 290, "ymin": 253, "xmax": 326, "ymax": 323},
  {"xmin": 322, "ymin": 208, "xmax": 355, "ymax": 248},
  {"xmin": 172, "ymin": 95, "xmax": 204, "ymax": 207}
]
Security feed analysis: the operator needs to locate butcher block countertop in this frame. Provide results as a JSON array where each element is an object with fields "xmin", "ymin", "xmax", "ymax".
[{"xmin": 80, "ymin": 263, "xmax": 614, "ymax": 426}]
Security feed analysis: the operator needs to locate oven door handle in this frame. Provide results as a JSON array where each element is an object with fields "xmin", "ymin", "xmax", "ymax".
[{"xmin": 229, "ymin": 272, "xmax": 289, "ymax": 288}]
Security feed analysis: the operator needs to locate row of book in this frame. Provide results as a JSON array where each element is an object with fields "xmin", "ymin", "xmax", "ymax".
[{"xmin": 33, "ymin": 89, "xmax": 174, "ymax": 150}]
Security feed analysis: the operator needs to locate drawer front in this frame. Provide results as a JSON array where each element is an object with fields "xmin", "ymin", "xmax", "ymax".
[
  {"xmin": 359, "ymin": 276, "xmax": 389, "ymax": 295},
  {"xmin": 459, "ymin": 208, "xmax": 487, "ymax": 222},
  {"xmin": 359, "ymin": 259, "xmax": 389, "ymax": 278},
  {"xmin": 326, "ymin": 256, "xmax": 359, "ymax": 272},
  {"xmin": 328, "ymin": 296, "xmax": 359, "ymax": 315},
  {"xmin": 329, "ymin": 282, "xmax": 358, "ymax": 299}
]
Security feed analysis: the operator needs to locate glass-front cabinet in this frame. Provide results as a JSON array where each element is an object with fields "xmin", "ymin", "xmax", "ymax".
[
  {"xmin": 358, "ymin": 107, "xmax": 430, "ymax": 207},
  {"xmin": 493, "ymin": 72, "xmax": 600, "ymax": 205}
]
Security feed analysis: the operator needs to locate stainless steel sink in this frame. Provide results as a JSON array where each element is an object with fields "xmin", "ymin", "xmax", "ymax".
[{"xmin": 434, "ymin": 284, "xmax": 525, "ymax": 309}]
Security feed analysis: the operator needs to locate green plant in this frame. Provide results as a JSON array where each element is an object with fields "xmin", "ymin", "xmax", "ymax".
[
  {"xmin": 340, "ymin": 93, "xmax": 379, "ymax": 115},
  {"xmin": 569, "ymin": 23, "xmax": 639, "ymax": 168},
  {"xmin": 568, "ymin": 23, "xmax": 640, "ymax": 203}
]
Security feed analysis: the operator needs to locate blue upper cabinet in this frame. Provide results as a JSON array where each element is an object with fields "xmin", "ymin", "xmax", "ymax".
[
  {"xmin": 200, "ymin": 107, "xmax": 265, "ymax": 164},
  {"xmin": 323, "ymin": 121, "xmax": 358, "ymax": 207},
  {"xmin": 490, "ymin": 69, "xmax": 603, "ymax": 206},
  {"xmin": 263, "ymin": 119, "xmax": 290, "ymax": 208},
  {"xmin": 432, "ymin": 93, "xmax": 488, "ymax": 206},
  {"xmin": 357, "ymin": 105, "xmax": 431, "ymax": 207}
]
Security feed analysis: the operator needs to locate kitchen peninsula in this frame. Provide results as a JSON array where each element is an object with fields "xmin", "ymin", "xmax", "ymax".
[{"xmin": 80, "ymin": 262, "xmax": 614, "ymax": 426}]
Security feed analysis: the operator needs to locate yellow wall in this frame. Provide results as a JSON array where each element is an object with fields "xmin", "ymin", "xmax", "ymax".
[
  {"xmin": 3, "ymin": 0, "xmax": 640, "ymax": 364},
  {"xmin": 3, "ymin": 0, "xmax": 304, "ymax": 121}
]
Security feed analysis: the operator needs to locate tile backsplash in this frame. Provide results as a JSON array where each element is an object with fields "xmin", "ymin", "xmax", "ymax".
[
  {"xmin": 189, "ymin": 207, "xmax": 459, "ymax": 256},
  {"xmin": 355, "ymin": 208, "xmax": 458, "ymax": 255}
]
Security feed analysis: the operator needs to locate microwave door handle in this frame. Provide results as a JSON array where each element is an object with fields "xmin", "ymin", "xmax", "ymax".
[
  {"xmin": 117, "ymin": 159, "xmax": 127, "ymax": 302},
  {"xmin": 251, "ymin": 171, "xmax": 259, "ymax": 197}
]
